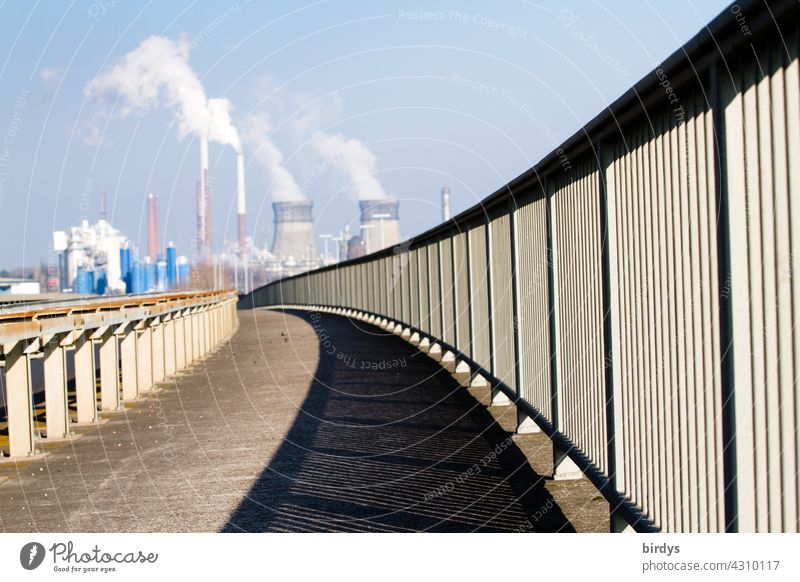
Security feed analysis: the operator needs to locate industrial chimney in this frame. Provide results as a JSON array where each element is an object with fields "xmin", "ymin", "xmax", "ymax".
[
  {"xmin": 441, "ymin": 187, "xmax": 451, "ymax": 222},
  {"xmin": 146, "ymin": 192, "xmax": 160, "ymax": 261},
  {"xmin": 271, "ymin": 201, "xmax": 317, "ymax": 265},
  {"xmin": 195, "ymin": 179, "xmax": 202, "ymax": 257},
  {"xmin": 236, "ymin": 152, "xmax": 246, "ymax": 259},
  {"xmin": 359, "ymin": 199, "xmax": 400, "ymax": 254},
  {"xmin": 199, "ymin": 135, "xmax": 212, "ymax": 263}
]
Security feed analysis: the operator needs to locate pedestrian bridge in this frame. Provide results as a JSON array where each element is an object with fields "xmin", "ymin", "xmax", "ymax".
[
  {"xmin": 1, "ymin": 304, "xmax": 608, "ymax": 532},
  {"xmin": 2, "ymin": 0, "xmax": 799, "ymax": 533},
  {"xmin": 242, "ymin": 0, "xmax": 800, "ymax": 534}
]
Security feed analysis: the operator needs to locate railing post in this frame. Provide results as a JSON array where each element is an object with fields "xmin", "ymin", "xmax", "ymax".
[
  {"xmin": 449, "ymin": 237, "xmax": 458, "ymax": 349},
  {"xmin": 204, "ymin": 307, "xmax": 212, "ymax": 354},
  {"xmin": 151, "ymin": 317, "xmax": 165, "ymax": 385},
  {"xmin": 710, "ymin": 60, "xmax": 738, "ymax": 533},
  {"xmin": 597, "ymin": 139, "xmax": 627, "ymax": 530},
  {"xmin": 438, "ymin": 239, "xmax": 446, "ymax": 341},
  {"xmin": 3, "ymin": 341, "xmax": 36, "ymax": 457},
  {"xmin": 192, "ymin": 306, "xmax": 200, "ymax": 359},
  {"xmin": 417, "ymin": 245, "xmax": 433, "ymax": 333},
  {"xmin": 136, "ymin": 320, "xmax": 153, "ymax": 394},
  {"xmin": 213, "ymin": 305, "xmax": 219, "ymax": 344},
  {"xmin": 209, "ymin": 307, "xmax": 216, "ymax": 348},
  {"xmin": 199, "ymin": 307, "xmax": 208, "ymax": 355},
  {"xmin": 120, "ymin": 323, "xmax": 138, "ymax": 401},
  {"xmin": 202, "ymin": 306, "xmax": 210, "ymax": 354},
  {"xmin": 204, "ymin": 305, "xmax": 211, "ymax": 348},
  {"xmin": 175, "ymin": 312, "xmax": 187, "ymax": 370},
  {"xmin": 164, "ymin": 314, "xmax": 176, "ymax": 377},
  {"xmin": 43, "ymin": 335, "xmax": 70, "ymax": 440},
  {"xmin": 215, "ymin": 306, "xmax": 222, "ymax": 344},
  {"xmin": 465, "ymin": 223, "xmax": 474, "ymax": 359},
  {"xmin": 193, "ymin": 309, "xmax": 203, "ymax": 359},
  {"xmin": 99, "ymin": 327, "xmax": 121, "ymax": 412},
  {"xmin": 184, "ymin": 308, "xmax": 194, "ymax": 364},
  {"xmin": 544, "ymin": 175, "xmax": 582, "ymax": 481},
  {"xmin": 487, "ymin": 212, "xmax": 511, "ymax": 406},
  {"xmin": 74, "ymin": 331, "xmax": 98, "ymax": 424},
  {"xmin": 510, "ymin": 193, "xmax": 540, "ymax": 434}
]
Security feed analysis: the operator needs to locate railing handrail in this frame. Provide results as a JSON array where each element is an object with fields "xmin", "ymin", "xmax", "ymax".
[
  {"xmin": 0, "ymin": 289, "xmax": 236, "ymax": 320},
  {"xmin": 0, "ymin": 290, "xmax": 238, "ymax": 345}
]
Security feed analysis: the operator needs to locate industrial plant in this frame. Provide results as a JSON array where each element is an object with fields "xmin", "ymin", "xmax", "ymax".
[
  {"xmin": 43, "ymin": 176, "xmax": 450, "ymax": 296},
  {"xmin": 52, "ymin": 200, "xmax": 189, "ymax": 296},
  {"xmin": 40, "ymin": 125, "xmax": 454, "ymax": 297}
]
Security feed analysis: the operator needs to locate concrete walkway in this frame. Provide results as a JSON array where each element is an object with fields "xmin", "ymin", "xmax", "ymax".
[{"xmin": 0, "ymin": 308, "xmax": 608, "ymax": 532}]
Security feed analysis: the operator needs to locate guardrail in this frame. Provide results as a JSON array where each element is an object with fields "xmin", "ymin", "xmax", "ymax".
[
  {"xmin": 242, "ymin": 0, "xmax": 800, "ymax": 532},
  {"xmin": 0, "ymin": 290, "xmax": 238, "ymax": 459}
]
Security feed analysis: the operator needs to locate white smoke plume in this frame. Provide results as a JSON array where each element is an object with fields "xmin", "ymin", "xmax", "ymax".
[
  {"xmin": 242, "ymin": 112, "xmax": 305, "ymax": 202},
  {"xmin": 85, "ymin": 35, "xmax": 241, "ymax": 152},
  {"xmin": 311, "ymin": 132, "xmax": 388, "ymax": 200}
]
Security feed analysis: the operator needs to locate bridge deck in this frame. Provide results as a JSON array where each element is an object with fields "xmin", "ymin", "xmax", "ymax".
[{"xmin": 0, "ymin": 308, "xmax": 607, "ymax": 532}]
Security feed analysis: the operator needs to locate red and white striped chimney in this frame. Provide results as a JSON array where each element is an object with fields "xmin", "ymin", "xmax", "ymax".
[{"xmin": 146, "ymin": 192, "xmax": 159, "ymax": 261}]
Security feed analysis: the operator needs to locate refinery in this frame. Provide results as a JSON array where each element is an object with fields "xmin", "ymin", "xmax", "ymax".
[
  {"xmin": 24, "ymin": 124, "xmax": 439, "ymax": 298},
  {"xmin": 29, "ymin": 139, "xmax": 446, "ymax": 297}
]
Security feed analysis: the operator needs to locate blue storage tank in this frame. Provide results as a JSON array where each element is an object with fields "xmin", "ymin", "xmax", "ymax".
[
  {"xmin": 156, "ymin": 259, "xmax": 167, "ymax": 291},
  {"xmin": 95, "ymin": 270, "xmax": 107, "ymax": 295},
  {"xmin": 119, "ymin": 246, "xmax": 131, "ymax": 292},
  {"xmin": 166, "ymin": 243, "xmax": 177, "ymax": 290},
  {"xmin": 74, "ymin": 267, "xmax": 94, "ymax": 294},
  {"xmin": 178, "ymin": 256, "xmax": 189, "ymax": 286},
  {"xmin": 130, "ymin": 260, "xmax": 144, "ymax": 294},
  {"xmin": 144, "ymin": 260, "xmax": 156, "ymax": 291}
]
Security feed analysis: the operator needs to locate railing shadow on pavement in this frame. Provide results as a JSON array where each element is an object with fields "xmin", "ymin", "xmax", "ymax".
[{"xmin": 220, "ymin": 308, "xmax": 576, "ymax": 533}]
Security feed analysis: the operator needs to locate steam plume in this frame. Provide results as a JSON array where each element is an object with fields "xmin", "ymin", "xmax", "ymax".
[
  {"xmin": 86, "ymin": 35, "xmax": 241, "ymax": 151},
  {"xmin": 242, "ymin": 112, "xmax": 305, "ymax": 202},
  {"xmin": 311, "ymin": 132, "xmax": 388, "ymax": 200}
]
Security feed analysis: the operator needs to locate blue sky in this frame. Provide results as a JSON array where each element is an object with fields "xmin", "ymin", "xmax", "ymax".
[{"xmin": 0, "ymin": 0, "xmax": 732, "ymax": 268}]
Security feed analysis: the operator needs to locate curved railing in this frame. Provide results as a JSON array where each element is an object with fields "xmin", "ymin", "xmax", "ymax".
[
  {"xmin": 242, "ymin": 0, "xmax": 800, "ymax": 533},
  {"xmin": 1, "ymin": 290, "xmax": 238, "ymax": 459}
]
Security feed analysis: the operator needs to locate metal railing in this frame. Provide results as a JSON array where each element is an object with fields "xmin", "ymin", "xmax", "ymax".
[
  {"xmin": 242, "ymin": 0, "xmax": 800, "ymax": 532},
  {"xmin": 1, "ymin": 290, "xmax": 238, "ymax": 459}
]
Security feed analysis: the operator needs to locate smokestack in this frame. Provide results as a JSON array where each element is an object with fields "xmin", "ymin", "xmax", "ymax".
[
  {"xmin": 236, "ymin": 152, "xmax": 246, "ymax": 258},
  {"xmin": 195, "ymin": 179, "xmax": 202, "ymax": 257},
  {"xmin": 147, "ymin": 192, "xmax": 159, "ymax": 261},
  {"xmin": 271, "ymin": 201, "xmax": 317, "ymax": 264},
  {"xmin": 441, "ymin": 187, "xmax": 451, "ymax": 222},
  {"xmin": 359, "ymin": 199, "xmax": 400, "ymax": 254},
  {"xmin": 199, "ymin": 135, "xmax": 212, "ymax": 263}
]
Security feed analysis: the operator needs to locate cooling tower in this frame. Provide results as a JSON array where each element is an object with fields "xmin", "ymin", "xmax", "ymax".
[
  {"xmin": 359, "ymin": 199, "xmax": 400, "ymax": 254},
  {"xmin": 271, "ymin": 201, "xmax": 317, "ymax": 264}
]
